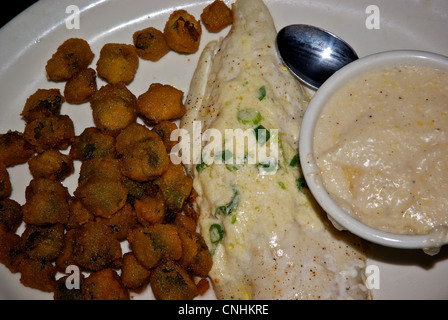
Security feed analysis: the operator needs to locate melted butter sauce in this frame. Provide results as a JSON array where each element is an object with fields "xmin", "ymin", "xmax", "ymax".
[{"xmin": 314, "ymin": 65, "xmax": 448, "ymax": 235}]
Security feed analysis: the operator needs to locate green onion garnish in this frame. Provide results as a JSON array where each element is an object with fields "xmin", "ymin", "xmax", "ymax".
[
  {"xmin": 254, "ymin": 125, "xmax": 270, "ymax": 145},
  {"xmin": 210, "ymin": 224, "xmax": 224, "ymax": 244},
  {"xmin": 237, "ymin": 109, "xmax": 262, "ymax": 125},
  {"xmin": 257, "ymin": 86, "xmax": 266, "ymax": 101}
]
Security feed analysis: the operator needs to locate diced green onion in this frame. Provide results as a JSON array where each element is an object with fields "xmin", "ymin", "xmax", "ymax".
[
  {"xmin": 254, "ymin": 125, "xmax": 270, "ymax": 145},
  {"xmin": 196, "ymin": 159, "xmax": 208, "ymax": 172},
  {"xmin": 296, "ymin": 176, "xmax": 308, "ymax": 191},
  {"xmin": 215, "ymin": 187, "xmax": 240, "ymax": 217},
  {"xmin": 215, "ymin": 149, "xmax": 233, "ymax": 163},
  {"xmin": 210, "ymin": 224, "xmax": 224, "ymax": 244},
  {"xmin": 257, "ymin": 86, "xmax": 266, "ymax": 101},
  {"xmin": 289, "ymin": 154, "xmax": 300, "ymax": 167},
  {"xmin": 257, "ymin": 159, "xmax": 277, "ymax": 173},
  {"xmin": 237, "ymin": 109, "xmax": 262, "ymax": 125},
  {"xmin": 278, "ymin": 181, "xmax": 286, "ymax": 189},
  {"xmin": 226, "ymin": 164, "xmax": 240, "ymax": 172}
]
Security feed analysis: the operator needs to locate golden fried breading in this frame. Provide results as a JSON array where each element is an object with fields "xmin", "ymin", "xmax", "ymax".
[
  {"xmin": 201, "ymin": 0, "xmax": 233, "ymax": 33},
  {"xmin": 164, "ymin": 10, "xmax": 202, "ymax": 54},
  {"xmin": 99, "ymin": 202, "xmax": 138, "ymax": 241},
  {"xmin": 64, "ymin": 68, "xmax": 97, "ymax": 104},
  {"xmin": 21, "ymin": 88, "xmax": 65, "ymax": 123},
  {"xmin": 121, "ymin": 176, "xmax": 151, "ymax": 206},
  {"xmin": 28, "ymin": 149, "xmax": 74, "ymax": 181},
  {"xmin": 0, "ymin": 198, "xmax": 23, "ymax": 233},
  {"xmin": 54, "ymin": 275, "xmax": 85, "ymax": 300},
  {"xmin": 0, "ymin": 131, "xmax": 34, "ymax": 167},
  {"xmin": 70, "ymin": 127, "xmax": 116, "ymax": 161},
  {"xmin": 25, "ymin": 177, "xmax": 70, "ymax": 201},
  {"xmin": 150, "ymin": 259, "xmax": 198, "ymax": 300},
  {"xmin": 134, "ymin": 195, "xmax": 166, "ymax": 227},
  {"xmin": 152, "ymin": 120, "xmax": 179, "ymax": 153},
  {"xmin": 22, "ymin": 178, "xmax": 70, "ymax": 226},
  {"xmin": 133, "ymin": 27, "xmax": 170, "ymax": 61},
  {"xmin": 177, "ymin": 227, "xmax": 212, "ymax": 277},
  {"xmin": 96, "ymin": 43, "xmax": 139, "ymax": 85},
  {"xmin": 0, "ymin": 231, "xmax": 26, "ymax": 273},
  {"xmin": 21, "ymin": 223, "xmax": 65, "ymax": 262},
  {"xmin": 19, "ymin": 257, "xmax": 57, "ymax": 292},
  {"xmin": 120, "ymin": 133, "xmax": 170, "ymax": 182},
  {"xmin": 71, "ymin": 222, "xmax": 122, "ymax": 271},
  {"xmin": 66, "ymin": 197, "xmax": 94, "ymax": 230},
  {"xmin": 90, "ymin": 83, "xmax": 137, "ymax": 135},
  {"xmin": 155, "ymin": 163, "xmax": 192, "ymax": 213},
  {"xmin": 74, "ymin": 176, "xmax": 128, "ymax": 218},
  {"xmin": 55, "ymin": 229, "xmax": 77, "ymax": 272},
  {"xmin": 82, "ymin": 268, "xmax": 129, "ymax": 300},
  {"xmin": 23, "ymin": 115, "xmax": 75, "ymax": 153},
  {"xmin": 115, "ymin": 122, "xmax": 153, "ymax": 156},
  {"xmin": 128, "ymin": 224, "xmax": 182, "ymax": 269},
  {"xmin": 137, "ymin": 83, "xmax": 186, "ymax": 125},
  {"xmin": 45, "ymin": 38, "xmax": 94, "ymax": 82},
  {"xmin": 0, "ymin": 163, "xmax": 11, "ymax": 200},
  {"xmin": 78, "ymin": 157, "xmax": 122, "ymax": 185},
  {"xmin": 121, "ymin": 252, "xmax": 151, "ymax": 291}
]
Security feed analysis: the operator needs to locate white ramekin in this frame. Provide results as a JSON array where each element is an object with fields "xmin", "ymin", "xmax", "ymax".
[{"xmin": 299, "ymin": 50, "xmax": 448, "ymax": 250}]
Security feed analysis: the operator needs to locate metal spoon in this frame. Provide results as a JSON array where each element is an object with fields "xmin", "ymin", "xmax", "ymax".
[{"xmin": 276, "ymin": 24, "xmax": 358, "ymax": 90}]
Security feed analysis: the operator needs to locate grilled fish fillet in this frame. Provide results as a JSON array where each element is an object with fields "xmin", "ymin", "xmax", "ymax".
[{"xmin": 181, "ymin": 0, "xmax": 370, "ymax": 299}]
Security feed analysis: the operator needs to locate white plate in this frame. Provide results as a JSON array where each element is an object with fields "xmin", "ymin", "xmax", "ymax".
[{"xmin": 1, "ymin": 0, "xmax": 447, "ymax": 300}]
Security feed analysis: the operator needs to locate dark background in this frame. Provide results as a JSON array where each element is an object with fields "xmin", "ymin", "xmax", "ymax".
[{"xmin": 1, "ymin": 0, "xmax": 39, "ymax": 29}]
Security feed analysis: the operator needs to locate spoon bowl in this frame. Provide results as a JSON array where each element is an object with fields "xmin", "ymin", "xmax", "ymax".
[{"xmin": 276, "ymin": 24, "xmax": 358, "ymax": 89}]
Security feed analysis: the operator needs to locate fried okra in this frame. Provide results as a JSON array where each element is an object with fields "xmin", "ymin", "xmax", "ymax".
[
  {"xmin": 74, "ymin": 176, "xmax": 128, "ymax": 218},
  {"xmin": 0, "ymin": 198, "xmax": 23, "ymax": 233},
  {"xmin": 66, "ymin": 197, "xmax": 94, "ymax": 230},
  {"xmin": 21, "ymin": 223, "xmax": 65, "ymax": 262},
  {"xmin": 177, "ymin": 227, "xmax": 212, "ymax": 277},
  {"xmin": 70, "ymin": 127, "xmax": 116, "ymax": 161},
  {"xmin": 64, "ymin": 68, "xmax": 97, "ymax": 104},
  {"xmin": 122, "ymin": 176, "xmax": 151, "ymax": 205},
  {"xmin": 164, "ymin": 10, "xmax": 202, "ymax": 54},
  {"xmin": 0, "ymin": 231, "xmax": 26, "ymax": 273},
  {"xmin": 45, "ymin": 38, "xmax": 94, "ymax": 82},
  {"xmin": 137, "ymin": 83, "xmax": 186, "ymax": 125},
  {"xmin": 152, "ymin": 120, "xmax": 179, "ymax": 153},
  {"xmin": 82, "ymin": 268, "xmax": 129, "ymax": 300},
  {"xmin": 19, "ymin": 258, "xmax": 57, "ymax": 292},
  {"xmin": 90, "ymin": 83, "xmax": 137, "ymax": 135},
  {"xmin": 24, "ymin": 115, "xmax": 75, "ymax": 153},
  {"xmin": 121, "ymin": 252, "xmax": 151, "ymax": 291},
  {"xmin": 22, "ymin": 178, "xmax": 70, "ymax": 225},
  {"xmin": 155, "ymin": 163, "xmax": 193, "ymax": 213},
  {"xmin": 99, "ymin": 202, "xmax": 138, "ymax": 241},
  {"xmin": 21, "ymin": 88, "xmax": 65, "ymax": 123},
  {"xmin": 115, "ymin": 122, "xmax": 153, "ymax": 156},
  {"xmin": 28, "ymin": 149, "xmax": 74, "ymax": 181},
  {"xmin": 120, "ymin": 133, "xmax": 170, "ymax": 182},
  {"xmin": 150, "ymin": 259, "xmax": 198, "ymax": 300},
  {"xmin": 0, "ymin": 131, "xmax": 34, "ymax": 167},
  {"xmin": 96, "ymin": 43, "xmax": 139, "ymax": 85},
  {"xmin": 71, "ymin": 222, "xmax": 122, "ymax": 271},
  {"xmin": 54, "ymin": 275, "xmax": 85, "ymax": 300},
  {"xmin": 201, "ymin": 0, "xmax": 233, "ymax": 33},
  {"xmin": 133, "ymin": 27, "xmax": 170, "ymax": 61},
  {"xmin": 0, "ymin": 163, "xmax": 11, "ymax": 200},
  {"xmin": 78, "ymin": 157, "xmax": 122, "ymax": 184},
  {"xmin": 128, "ymin": 224, "xmax": 182, "ymax": 269},
  {"xmin": 134, "ymin": 195, "xmax": 166, "ymax": 227}
]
